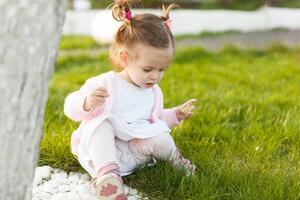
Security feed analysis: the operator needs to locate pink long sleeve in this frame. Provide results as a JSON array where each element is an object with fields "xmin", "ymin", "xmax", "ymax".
[
  {"xmin": 160, "ymin": 107, "xmax": 180, "ymax": 128},
  {"xmin": 64, "ymin": 75, "xmax": 106, "ymax": 122},
  {"xmin": 153, "ymin": 85, "xmax": 180, "ymax": 128}
]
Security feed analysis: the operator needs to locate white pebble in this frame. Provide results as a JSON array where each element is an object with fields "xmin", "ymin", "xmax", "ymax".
[
  {"xmin": 67, "ymin": 191, "xmax": 81, "ymax": 200},
  {"xmin": 32, "ymin": 186, "xmax": 42, "ymax": 195},
  {"xmin": 33, "ymin": 176, "xmax": 43, "ymax": 186},
  {"xmin": 81, "ymin": 193, "xmax": 98, "ymax": 200},
  {"xmin": 51, "ymin": 193, "xmax": 68, "ymax": 200},
  {"xmin": 69, "ymin": 172, "xmax": 81, "ymax": 177},
  {"xmin": 128, "ymin": 195, "xmax": 141, "ymax": 200},
  {"xmin": 43, "ymin": 180, "xmax": 60, "ymax": 195},
  {"xmin": 37, "ymin": 192, "xmax": 52, "ymax": 200},
  {"xmin": 51, "ymin": 173, "xmax": 69, "ymax": 185},
  {"xmin": 53, "ymin": 169, "xmax": 60, "ymax": 173},
  {"xmin": 76, "ymin": 183, "xmax": 91, "ymax": 196},
  {"xmin": 128, "ymin": 188, "xmax": 138, "ymax": 195},
  {"xmin": 33, "ymin": 166, "xmax": 52, "ymax": 186},
  {"xmin": 68, "ymin": 174, "xmax": 79, "ymax": 184},
  {"xmin": 58, "ymin": 185, "xmax": 70, "ymax": 193},
  {"xmin": 68, "ymin": 181, "xmax": 77, "ymax": 191},
  {"xmin": 80, "ymin": 173, "xmax": 90, "ymax": 181},
  {"xmin": 78, "ymin": 178, "xmax": 89, "ymax": 185},
  {"xmin": 35, "ymin": 166, "xmax": 52, "ymax": 179}
]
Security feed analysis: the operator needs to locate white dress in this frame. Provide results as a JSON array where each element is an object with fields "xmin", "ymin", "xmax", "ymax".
[
  {"xmin": 109, "ymin": 74, "xmax": 171, "ymax": 140},
  {"xmin": 77, "ymin": 74, "xmax": 170, "ymax": 177}
]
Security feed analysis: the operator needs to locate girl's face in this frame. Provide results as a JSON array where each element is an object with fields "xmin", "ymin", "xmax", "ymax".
[{"xmin": 120, "ymin": 43, "xmax": 174, "ymax": 89}]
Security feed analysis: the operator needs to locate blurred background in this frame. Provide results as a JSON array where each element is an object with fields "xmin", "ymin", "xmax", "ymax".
[
  {"xmin": 68, "ymin": 0, "xmax": 300, "ymax": 10},
  {"xmin": 61, "ymin": 0, "xmax": 300, "ymax": 49}
]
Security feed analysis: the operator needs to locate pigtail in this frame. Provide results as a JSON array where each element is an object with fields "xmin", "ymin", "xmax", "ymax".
[
  {"xmin": 161, "ymin": 3, "xmax": 179, "ymax": 21},
  {"xmin": 111, "ymin": 0, "xmax": 137, "ymax": 24}
]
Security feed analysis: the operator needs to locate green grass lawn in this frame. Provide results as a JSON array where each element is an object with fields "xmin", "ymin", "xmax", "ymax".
[{"xmin": 40, "ymin": 37, "xmax": 300, "ymax": 199}]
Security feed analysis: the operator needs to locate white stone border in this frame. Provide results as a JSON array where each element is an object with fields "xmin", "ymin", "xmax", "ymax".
[{"xmin": 32, "ymin": 166, "xmax": 145, "ymax": 200}]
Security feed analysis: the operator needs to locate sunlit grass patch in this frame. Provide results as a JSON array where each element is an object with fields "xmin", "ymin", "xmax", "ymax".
[{"xmin": 40, "ymin": 39, "xmax": 300, "ymax": 199}]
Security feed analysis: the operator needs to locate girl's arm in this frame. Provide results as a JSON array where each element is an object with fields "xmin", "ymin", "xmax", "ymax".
[
  {"xmin": 161, "ymin": 98, "xmax": 196, "ymax": 128},
  {"xmin": 160, "ymin": 107, "xmax": 181, "ymax": 128},
  {"xmin": 156, "ymin": 86, "xmax": 196, "ymax": 128},
  {"xmin": 64, "ymin": 76, "xmax": 106, "ymax": 122},
  {"xmin": 154, "ymin": 85, "xmax": 180, "ymax": 128}
]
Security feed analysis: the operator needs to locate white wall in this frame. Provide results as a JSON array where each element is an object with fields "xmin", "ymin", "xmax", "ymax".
[{"xmin": 62, "ymin": 7, "xmax": 300, "ymax": 43}]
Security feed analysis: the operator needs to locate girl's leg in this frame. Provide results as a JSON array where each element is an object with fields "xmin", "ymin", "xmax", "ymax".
[
  {"xmin": 129, "ymin": 133, "xmax": 196, "ymax": 176},
  {"xmin": 88, "ymin": 120, "xmax": 120, "ymax": 175},
  {"xmin": 129, "ymin": 133, "xmax": 177, "ymax": 162},
  {"xmin": 88, "ymin": 120, "xmax": 127, "ymax": 199}
]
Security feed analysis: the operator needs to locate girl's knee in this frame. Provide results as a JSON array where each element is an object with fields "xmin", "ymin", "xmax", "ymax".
[
  {"xmin": 89, "ymin": 120, "xmax": 116, "ymax": 146},
  {"xmin": 129, "ymin": 134, "xmax": 174, "ymax": 151},
  {"xmin": 94, "ymin": 120, "xmax": 114, "ymax": 136},
  {"xmin": 151, "ymin": 134, "xmax": 177, "ymax": 160},
  {"xmin": 98, "ymin": 120, "xmax": 113, "ymax": 130},
  {"xmin": 128, "ymin": 138, "xmax": 159, "ymax": 164},
  {"xmin": 153, "ymin": 134, "xmax": 176, "ymax": 148},
  {"xmin": 129, "ymin": 134, "xmax": 177, "ymax": 162}
]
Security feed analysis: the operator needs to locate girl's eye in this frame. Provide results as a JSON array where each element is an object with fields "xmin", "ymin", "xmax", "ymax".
[
  {"xmin": 159, "ymin": 68, "xmax": 168, "ymax": 72},
  {"xmin": 143, "ymin": 69, "xmax": 152, "ymax": 72}
]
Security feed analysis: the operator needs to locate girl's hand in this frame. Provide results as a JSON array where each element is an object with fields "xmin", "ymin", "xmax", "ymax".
[
  {"xmin": 83, "ymin": 87, "xmax": 109, "ymax": 111},
  {"xmin": 175, "ymin": 99, "xmax": 197, "ymax": 121}
]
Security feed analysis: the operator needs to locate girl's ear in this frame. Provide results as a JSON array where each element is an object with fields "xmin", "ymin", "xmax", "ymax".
[{"xmin": 119, "ymin": 50, "xmax": 129, "ymax": 67}]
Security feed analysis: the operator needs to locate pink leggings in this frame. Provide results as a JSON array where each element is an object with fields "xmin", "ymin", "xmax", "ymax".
[{"xmin": 88, "ymin": 120, "xmax": 178, "ymax": 175}]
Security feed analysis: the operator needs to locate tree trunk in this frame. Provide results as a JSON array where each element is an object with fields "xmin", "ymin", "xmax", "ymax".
[{"xmin": 0, "ymin": 0, "xmax": 67, "ymax": 199}]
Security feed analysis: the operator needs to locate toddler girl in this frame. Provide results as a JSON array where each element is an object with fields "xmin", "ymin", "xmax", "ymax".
[{"xmin": 64, "ymin": 1, "xmax": 196, "ymax": 199}]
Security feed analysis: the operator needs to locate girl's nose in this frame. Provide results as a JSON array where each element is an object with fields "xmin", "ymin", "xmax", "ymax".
[{"xmin": 149, "ymin": 73, "xmax": 158, "ymax": 80}]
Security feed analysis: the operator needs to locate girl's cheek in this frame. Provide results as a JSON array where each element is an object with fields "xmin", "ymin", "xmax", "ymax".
[{"xmin": 159, "ymin": 73, "xmax": 164, "ymax": 80}]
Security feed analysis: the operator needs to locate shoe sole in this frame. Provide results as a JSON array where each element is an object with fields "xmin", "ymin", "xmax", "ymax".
[{"xmin": 95, "ymin": 176, "xmax": 127, "ymax": 200}]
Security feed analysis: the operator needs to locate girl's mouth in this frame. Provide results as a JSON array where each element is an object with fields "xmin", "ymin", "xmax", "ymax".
[{"xmin": 145, "ymin": 83, "xmax": 154, "ymax": 87}]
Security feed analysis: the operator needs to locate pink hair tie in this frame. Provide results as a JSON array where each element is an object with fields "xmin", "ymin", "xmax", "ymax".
[
  {"xmin": 164, "ymin": 19, "xmax": 172, "ymax": 29},
  {"xmin": 123, "ymin": 9, "xmax": 132, "ymax": 21}
]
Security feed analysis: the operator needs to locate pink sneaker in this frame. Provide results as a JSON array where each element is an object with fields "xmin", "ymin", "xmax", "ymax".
[{"xmin": 91, "ymin": 173, "xmax": 128, "ymax": 200}]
